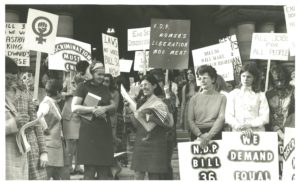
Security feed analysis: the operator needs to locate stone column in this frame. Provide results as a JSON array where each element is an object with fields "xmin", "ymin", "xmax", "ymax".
[
  {"xmin": 236, "ymin": 22, "xmax": 255, "ymax": 64},
  {"xmin": 276, "ymin": 23, "xmax": 295, "ymax": 71}
]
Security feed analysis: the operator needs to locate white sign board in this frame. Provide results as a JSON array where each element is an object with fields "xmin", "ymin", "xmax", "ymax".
[
  {"xmin": 119, "ymin": 59, "xmax": 133, "ymax": 73},
  {"xmin": 48, "ymin": 37, "xmax": 92, "ymax": 71},
  {"xmin": 128, "ymin": 27, "xmax": 150, "ymax": 51},
  {"xmin": 219, "ymin": 34, "xmax": 242, "ymax": 82},
  {"xmin": 134, "ymin": 51, "xmax": 153, "ymax": 72},
  {"xmin": 250, "ymin": 33, "xmax": 289, "ymax": 61},
  {"xmin": 102, "ymin": 33, "xmax": 120, "ymax": 77},
  {"xmin": 220, "ymin": 132, "xmax": 279, "ymax": 181},
  {"xmin": 5, "ymin": 23, "xmax": 30, "ymax": 66},
  {"xmin": 282, "ymin": 127, "xmax": 295, "ymax": 181},
  {"xmin": 178, "ymin": 141, "xmax": 222, "ymax": 181},
  {"xmin": 192, "ymin": 42, "xmax": 233, "ymax": 83},
  {"xmin": 23, "ymin": 8, "xmax": 58, "ymax": 54},
  {"xmin": 284, "ymin": 5, "xmax": 296, "ymax": 56}
]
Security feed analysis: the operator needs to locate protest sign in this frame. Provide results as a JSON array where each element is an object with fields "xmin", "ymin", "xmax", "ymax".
[
  {"xmin": 219, "ymin": 34, "xmax": 242, "ymax": 83},
  {"xmin": 192, "ymin": 42, "xmax": 233, "ymax": 83},
  {"xmin": 102, "ymin": 33, "xmax": 120, "ymax": 77},
  {"xmin": 220, "ymin": 132, "xmax": 279, "ymax": 181},
  {"xmin": 178, "ymin": 141, "xmax": 222, "ymax": 180},
  {"xmin": 5, "ymin": 23, "xmax": 30, "ymax": 67},
  {"xmin": 119, "ymin": 59, "xmax": 133, "ymax": 73},
  {"xmin": 134, "ymin": 51, "xmax": 153, "ymax": 72},
  {"xmin": 23, "ymin": 8, "xmax": 58, "ymax": 54},
  {"xmin": 128, "ymin": 27, "xmax": 150, "ymax": 51},
  {"xmin": 284, "ymin": 5, "xmax": 296, "ymax": 56},
  {"xmin": 278, "ymin": 140, "xmax": 284, "ymax": 179},
  {"xmin": 149, "ymin": 19, "xmax": 190, "ymax": 69},
  {"xmin": 282, "ymin": 127, "xmax": 295, "ymax": 181},
  {"xmin": 48, "ymin": 37, "xmax": 92, "ymax": 71},
  {"xmin": 250, "ymin": 33, "xmax": 289, "ymax": 61}
]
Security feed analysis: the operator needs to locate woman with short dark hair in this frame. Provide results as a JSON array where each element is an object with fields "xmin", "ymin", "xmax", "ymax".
[
  {"xmin": 124, "ymin": 74, "xmax": 173, "ymax": 180},
  {"xmin": 225, "ymin": 62, "xmax": 269, "ymax": 137},
  {"xmin": 188, "ymin": 65, "xmax": 226, "ymax": 147},
  {"xmin": 37, "ymin": 79, "xmax": 68, "ymax": 179}
]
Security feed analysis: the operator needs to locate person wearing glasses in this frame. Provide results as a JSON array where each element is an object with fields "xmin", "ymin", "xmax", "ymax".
[{"xmin": 6, "ymin": 56, "xmax": 30, "ymax": 180}]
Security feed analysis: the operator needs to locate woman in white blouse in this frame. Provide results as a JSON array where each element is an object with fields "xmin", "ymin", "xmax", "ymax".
[{"xmin": 225, "ymin": 62, "xmax": 269, "ymax": 137}]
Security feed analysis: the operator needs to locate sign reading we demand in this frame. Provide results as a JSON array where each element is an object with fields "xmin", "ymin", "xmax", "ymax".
[
  {"xmin": 149, "ymin": 19, "xmax": 190, "ymax": 69},
  {"xmin": 220, "ymin": 132, "xmax": 279, "ymax": 181}
]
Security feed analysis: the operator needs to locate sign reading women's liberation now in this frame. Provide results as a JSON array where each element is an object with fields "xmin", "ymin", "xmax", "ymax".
[
  {"xmin": 128, "ymin": 27, "xmax": 150, "ymax": 51},
  {"xmin": 102, "ymin": 33, "xmax": 120, "ymax": 77},
  {"xmin": 23, "ymin": 8, "xmax": 58, "ymax": 54},
  {"xmin": 219, "ymin": 132, "xmax": 279, "ymax": 181},
  {"xmin": 178, "ymin": 141, "xmax": 222, "ymax": 180},
  {"xmin": 5, "ymin": 23, "xmax": 30, "ymax": 66},
  {"xmin": 149, "ymin": 19, "xmax": 190, "ymax": 69},
  {"xmin": 192, "ymin": 42, "xmax": 233, "ymax": 82},
  {"xmin": 48, "ymin": 37, "xmax": 92, "ymax": 71}
]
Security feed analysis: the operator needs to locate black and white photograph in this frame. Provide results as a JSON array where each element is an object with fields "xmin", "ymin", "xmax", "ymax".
[{"xmin": 3, "ymin": 0, "xmax": 297, "ymax": 180}]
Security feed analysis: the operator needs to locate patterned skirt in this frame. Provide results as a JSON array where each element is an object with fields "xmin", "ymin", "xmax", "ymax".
[{"xmin": 26, "ymin": 129, "xmax": 47, "ymax": 180}]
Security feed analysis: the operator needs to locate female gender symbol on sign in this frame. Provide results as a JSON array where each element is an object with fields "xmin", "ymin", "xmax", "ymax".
[{"xmin": 32, "ymin": 16, "xmax": 53, "ymax": 44}]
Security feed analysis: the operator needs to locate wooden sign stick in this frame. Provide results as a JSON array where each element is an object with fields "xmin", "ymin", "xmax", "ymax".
[
  {"xmin": 33, "ymin": 51, "xmax": 42, "ymax": 100},
  {"xmin": 165, "ymin": 69, "xmax": 169, "ymax": 85},
  {"xmin": 264, "ymin": 59, "xmax": 271, "ymax": 92},
  {"xmin": 264, "ymin": 31, "xmax": 274, "ymax": 93},
  {"xmin": 143, "ymin": 49, "xmax": 147, "ymax": 76}
]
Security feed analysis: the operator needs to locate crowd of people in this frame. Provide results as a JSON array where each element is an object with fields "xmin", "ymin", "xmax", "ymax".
[{"xmin": 5, "ymin": 55, "xmax": 295, "ymax": 180}]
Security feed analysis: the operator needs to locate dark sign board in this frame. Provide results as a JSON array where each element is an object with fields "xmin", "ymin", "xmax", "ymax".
[{"xmin": 149, "ymin": 19, "xmax": 190, "ymax": 69}]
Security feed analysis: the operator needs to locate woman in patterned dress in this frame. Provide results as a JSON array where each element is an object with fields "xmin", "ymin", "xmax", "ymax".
[{"xmin": 19, "ymin": 71, "xmax": 48, "ymax": 180}]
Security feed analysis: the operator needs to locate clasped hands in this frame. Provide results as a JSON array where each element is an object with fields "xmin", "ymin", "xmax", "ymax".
[
  {"xmin": 195, "ymin": 133, "xmax": 212, "ymax": 149},
  {"xmin": 93, "ymin": 106, "xmax": 107, "ymax": 118},
  {"xmin": 237, "ymin": 124, "xmax": 253, "ymax": 138}
]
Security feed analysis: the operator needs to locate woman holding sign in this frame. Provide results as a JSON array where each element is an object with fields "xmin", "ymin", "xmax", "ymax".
[
  {"xmin": 225, "ymin": 62, "xmax": 269, "ymax": 137},
  {"xmin": 124, "ymin": 74, "xmax": 173, "ymax": 180},
  {"xmin": 188, "ymin": 65, "xmax": 226, "ymax": 147},
  {"xmin": 5, "ymin": 57, "xmax": 29, "ymax": 180},
  {"xmin": 71, "ymin": 62, "xmax": 116, "ymax": 180}
]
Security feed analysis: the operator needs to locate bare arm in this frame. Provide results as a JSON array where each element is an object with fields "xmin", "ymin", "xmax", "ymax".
[{"xmin": 71, "ymin": 96, "xmax": 95, "ymax": 114}]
